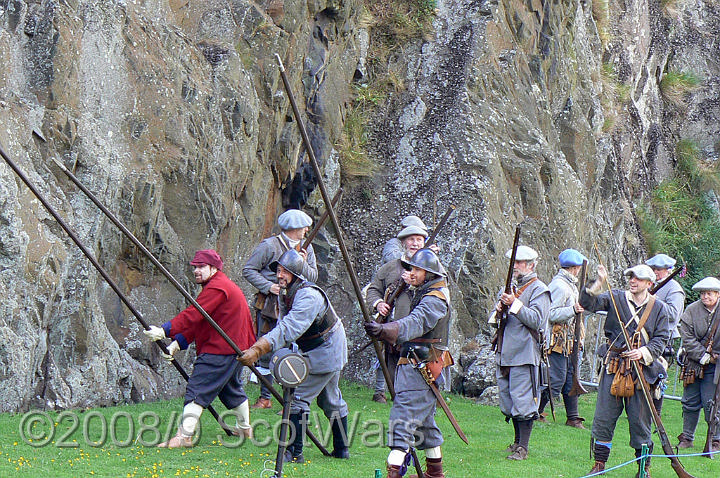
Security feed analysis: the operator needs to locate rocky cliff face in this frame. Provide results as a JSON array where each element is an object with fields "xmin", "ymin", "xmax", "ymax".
[{"xmin": 0, "ymin": 0, "xmax": 717, "ymax": 411}]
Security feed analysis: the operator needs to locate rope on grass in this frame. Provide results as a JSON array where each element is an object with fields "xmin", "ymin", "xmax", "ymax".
[{"xmin": 578, "ymin": 450, "xmax": 716, "ymax": 477}]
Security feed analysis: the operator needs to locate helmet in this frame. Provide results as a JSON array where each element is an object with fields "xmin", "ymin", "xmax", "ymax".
[
  {"xmin": 270, "ymin": 249, "xmax": 305, "ymax": 278},
  {"xmin": 401, "ymin": 248, "xmax": 445, "ymax": 277}
]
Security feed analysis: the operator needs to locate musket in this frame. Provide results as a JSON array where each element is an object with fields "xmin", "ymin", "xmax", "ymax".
[
  {"xmin": 0, "ymin": 144, "xmax": 236, "ymax": 436},
  {"xmin": 45, "ymin": 152, "xmax": 330, "ymax": 455},
  {"xmin": 302, "ymin": 188, "xmax": 342, "ymax": 250},
  {"xmin": 377, "ymin": 204, "xmax": 456, "ymax": 324},
  {"xmin": 490, "ymin": 225, "xmax": 521, "ymax": 353},
  {"xmin": 650, "ymin": 263, "xmax": 685, "ymax": 294},
  {"xmin": 410, "ymin": 350, "xmax": 469, "ymax": 444},
  {"xmin": 275, "ymin": 53, "xmax": 395, "ymax": 395},
  {"xmin": 593, "ymin": 244, "xmax": 696, "ymax": 478},
  {"xmin": 569, "ymin": 259, "xmax": 589, "ymax": 397},
  {"xmin": 703, "ymin": 308, "xmax": 720, "ymax": 458}
]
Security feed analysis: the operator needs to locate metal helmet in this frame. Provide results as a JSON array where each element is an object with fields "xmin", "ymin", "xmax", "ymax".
[
  {"xmin": 270, "ymin": 249, "xmax": 305, "ymax": 278},
  {"xmin": 401, "ymin": 248, "xmax": 445, "ymax": 277}
]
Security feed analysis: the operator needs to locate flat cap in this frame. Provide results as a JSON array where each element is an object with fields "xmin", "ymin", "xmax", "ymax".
[
  {"xmin": 624, "ymin": 264, "xmax": 656, "ymax": 282},
  {"xmin": 277, "ymin": 209, "xmax": 312, "ymax": 230},
  {"xmin": 506, "ymin": 245, "xmax": 538, "ymax": 262},
  {"xmin": 397, "ymin": 225, "xmax": 428, "ymax": 239},
  {"xmin": 558, "ymin": 249, "xmax": 587, "ymax": 267},
  {"xmin": 692, "ymin": 277, "xmax": 720, "ymax": 292},
  {"xmin": 190, "ymin": 249, "xmax": 223, "ymax": 270},
  {"xmin": 401, "ymin": 215, "xmax": 428, "ymax": 231},
  {"xmin": 645, "ymin": 253, "xmax": 676, "ymax": 270}
]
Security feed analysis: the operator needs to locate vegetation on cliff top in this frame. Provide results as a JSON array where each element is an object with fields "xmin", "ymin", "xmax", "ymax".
[{"xmin": 639, "ymin": 139, "xmax": 720, "ymax": 300}]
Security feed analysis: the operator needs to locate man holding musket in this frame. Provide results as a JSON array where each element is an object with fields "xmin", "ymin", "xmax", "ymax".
[
  {"xmin": 489, "ymin": 245, "xmax": 550, "ymax": 461},
  {"xmin": 676, "ymin": 277, "xmax": 720, "ymax": 451},
  {"xmin": 581, "ymin": 264, "xmax": 670, "ymax": 477},
  {"xmin": 240, "ymin": 249, "xmax": 349, "ymax": 463},
  {"xmin": 242, "ymin": 209, "xmax": 318, "ymax": 409},
  {"xmin": 538, "ymin": 248, "xmax": 587, "ymax": 428},
  {"xmin": 365, "ymin": 248, "xmax": 452, "ymax": 477},
  {"xmin": 144, "ymin": 249, "xmax": 256, "ymax": 447}
]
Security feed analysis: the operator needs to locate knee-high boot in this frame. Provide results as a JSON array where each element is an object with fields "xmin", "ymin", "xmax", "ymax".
[{"xmin": 331, "ymin": 415, "xmax": 350, "ymax": 458}]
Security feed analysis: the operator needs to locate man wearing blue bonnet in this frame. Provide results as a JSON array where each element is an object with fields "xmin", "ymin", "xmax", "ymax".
[
  {"xmin": 242, "ymin": 209, "xmax": 318, "ymax": 409},
  {"xmin": 676, "ymin": 276, "xmax": 720, "ymax": 452},
  {"xmin": 538, "ymin": 248, "xmax": 588, "ymax": 428}
]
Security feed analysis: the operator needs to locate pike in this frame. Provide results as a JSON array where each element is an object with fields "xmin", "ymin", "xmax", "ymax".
[
  {"xmin": 276, "ymin": 53, "xmax": 427, "ymax": 476},
  {"xmin": 593, "ymin": 244, "xmax": 696, "ymax": 478},
  {"xmin": 0, "ymin": 143, "xmax": 236, "ymax": 436},
  {"xmin": 377, "ymin": 204, "xmax": 456, "ymax": 324},
  {"xmin": 568, "ymin": 259, "xmax": 589, "ymax": 397},
  {"xmin": 42, "ymin": 151, "xmax": 330, "ymax": 455},
  {"xmin": 302, "ymin": 188, "xmax": 342, "ymax": 250}
]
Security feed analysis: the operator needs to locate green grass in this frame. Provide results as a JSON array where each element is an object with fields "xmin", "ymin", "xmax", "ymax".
[
  {"xmin": 660, "ymin": 71, "xmax": 700, "ymax": 107},
  {"xmin": 1, "ymin": 381, "xmax": 719, "ymax": 477}
]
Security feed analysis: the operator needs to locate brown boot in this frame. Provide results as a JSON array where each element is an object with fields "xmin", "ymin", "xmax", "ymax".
[
  {"xmin": 566, "ymin": 417, "xmax": 586, "ymax": 429},
  {"xmin": 387, "ymin": 464, "xmax": 402, "ymax": 478},
  {"xmin": 589, "ymin": 461, "xmax": 605, "ymax": 474},
  {"xmin": 634, "ymin": 463, "xmax": 651, "ymax": 478},
  {"xmin": 504, "ymin": 442, "xmax": 520, "ymax": 453},
  {"xmin": 372, "ymin": 392, "xmax": 388, "ymax": 404},
  {"xmin": 537, "ymin": 412, "xmax": 548, "ymax": 423},
  {"xmin": 251, "ymin": 397, "xmax": 272, "ymax": 409},
  {"xmin": 677, "ymin": 433, "xmax": 694, "ymax": 449},
  {"xmin": 408, "ymin": 458, "xmax": 445, "ymax": 478},
  {"xmin": 506, "ymin": 446, "xmax": 528, "ymax": 460}
]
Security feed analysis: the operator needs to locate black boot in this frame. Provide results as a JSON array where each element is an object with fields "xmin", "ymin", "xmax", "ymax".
[
  {"xmin": 284, "ymin": 413, "xmax": 306, "ymax": 463},
  {"xmin": 331, "ymin": 415, "xmax": 350, "ymax": 459}
]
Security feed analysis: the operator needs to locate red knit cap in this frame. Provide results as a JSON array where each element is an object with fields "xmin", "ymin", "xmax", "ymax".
[{"xmin": 190, "ymin": 249, "xmax": 223, "ymax": 270}]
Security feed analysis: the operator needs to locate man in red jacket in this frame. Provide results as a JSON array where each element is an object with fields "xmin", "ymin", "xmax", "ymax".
[{"xmin": 144, "ymin": 249, "xmax": 256, "ymax": 448}]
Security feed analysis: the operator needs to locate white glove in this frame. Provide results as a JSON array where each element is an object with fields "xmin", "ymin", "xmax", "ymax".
[
  {"xmin": 143, "ymin": 325, "xmax": 166, "ymax": 342},
  {"xmin": 700, "ymin": 352, "xmax": 713, "ymax": 365},
  {"xmin": 161, "ymin": 340, "xmax": 181, "ymax": 361}
]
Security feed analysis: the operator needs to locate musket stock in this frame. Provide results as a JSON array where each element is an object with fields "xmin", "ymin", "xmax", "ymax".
[{"xmin": 650, "ymin": 264, "xmax": 685, "ymax": 294}]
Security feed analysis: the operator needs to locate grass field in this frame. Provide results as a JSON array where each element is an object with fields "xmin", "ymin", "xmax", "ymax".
[{"xmin": 1, "ymin": 381, "xmax": 719, "ymax": 478}]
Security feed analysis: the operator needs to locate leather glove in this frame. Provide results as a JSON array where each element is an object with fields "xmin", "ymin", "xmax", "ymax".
[
  {"xmin": 239, "ymin": 337, "xmax": 272, "ymax": 367},
  {"xmin": 161, "ymin": 340, "xmax": 181, "ymax": 361},
  {"xmin": 364, "ymin": 321, "xmax": 400, "ymax": 345},
  {"xmin": 701, "ymin": 352, "xmax": 713, "ymax": 365},
  {"xmin": 143, "ymin": 325, "xmax": 166, "ymax": 341}
]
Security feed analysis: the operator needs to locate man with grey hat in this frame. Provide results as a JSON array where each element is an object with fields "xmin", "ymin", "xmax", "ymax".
[
  {"xmin": 366, "ymin": 222, "xmax": 437, "ymax": 402},
  {"xmin": 676, "ymin": 277, "xmax": 720, "ymax": 451},
  {"xmin": 538, "ymin": 248, "xmax": 588, "ymax": 428},
  {"xmin": 646, "ymin": 253, "xmax": 685, "ymax": 339},
  {"xmin": 240, "ymin": 249, "xmax": 349, "ymax": 463},
  {"xmin": 489, "ymin": 245, "xmax": 550, "ymax": 461},
  {"xmin": 364, "ymin": 248, "xmax": 452, "ymax": 478},
  {"xmin": 580, "ymin": 263, "xmax": 670, "ymax": 477},
  {"xmin": 381, "ymin": 215, "xmax": 429, "ymax": 264},
  {"xmin": 242, "ymin": 209, "xmax": 318, "ymax": 409}
]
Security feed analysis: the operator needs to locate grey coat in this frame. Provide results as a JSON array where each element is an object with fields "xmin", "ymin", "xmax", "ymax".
[
  {"xmin": 264, "ymin": 283, "xmax": 348, "ymax": 375},
  {"xmin": 679, "ymin": 300, "xmax": 720, "ymax": 360},
  {"xmin": 492, "ymin": 273, "xmax": 550, "ymax": 367},
  {"xmin": 242, "ymin": 233, "xmax": 318, "ymax": 294},
  {"xmin": 654, "ymin": 279, "xmax": 685, "ymax": 339}
]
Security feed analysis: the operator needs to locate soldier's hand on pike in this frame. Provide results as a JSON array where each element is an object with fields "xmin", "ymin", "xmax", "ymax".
[
  {"xmin": 620, "ymin": 348, "xmax": 642, "ymax": 361},
  {"xmin": 363, "ymin": 320, "xmax": 400, "ymax": 344},
  {"xmin": 376, "ymin": 301, "xmax": 391, "ymax": 316},
  {"xmin": 269, "ymin": 283, "xmax": 281, "ymax": 295},
  {"xmin": 144, "ymin": 325, "xmax": 166, "ymax": 341},
  {"xmin": 162, "ymin": 341, "xmax": 180, "ymax": 361},
  {"xmin": 499, "ymin": 292, "xmax": 516, "ymax": 307},
  {"xmin": 239, "ymin": 337, "xmax": 272, "ymax": 366}
]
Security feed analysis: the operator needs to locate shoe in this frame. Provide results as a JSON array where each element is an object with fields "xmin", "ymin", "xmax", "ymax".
[
  {"xmin": 506, "ymin": 446, "xmax": 528, "ymax": 460},
  {"xmin": 504, "ymin": 443, "xmax": 520, "ymax": 453},
  {"xmin": 331, "ymin": 447, "xmax": 350, "ymax": 459},
  {"xmin": 589, "ymin": 461, "xmax": 605, "ymax": 474},
  {"xmin": 565, "ymin": 418, "xmax": 587, "ymax": 429},
  {"xmin": 158, "ymin": 431, "xmax": 193, "ymax": 448},
  {"xmin": 676, "ymin": 433, "xmax": 694, "ymax": 449},
  {"xmin": 283, "ymin": 449, "xmax": 304, "ymax": 463},
  {"xmin": 372, "ymin": 392, "xmax": 388, "ymax": 404},
  {"xmin": 537, "ymin": 413, "xmax": 548, "ymax": 423},
  {"xmin": 230, "ymin": 427, "xmax": 253, "ymax": 439},
  {"xmin": 712, "ymin": 440, "xmax": 720, "ymax": 453},
  {"xmin": 387, "ymin": 464, "xmax": 403, "ymax": 478},
  {"xmin": 251, "ymin": 397, "xmax": 272, "ymax": 409}
]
